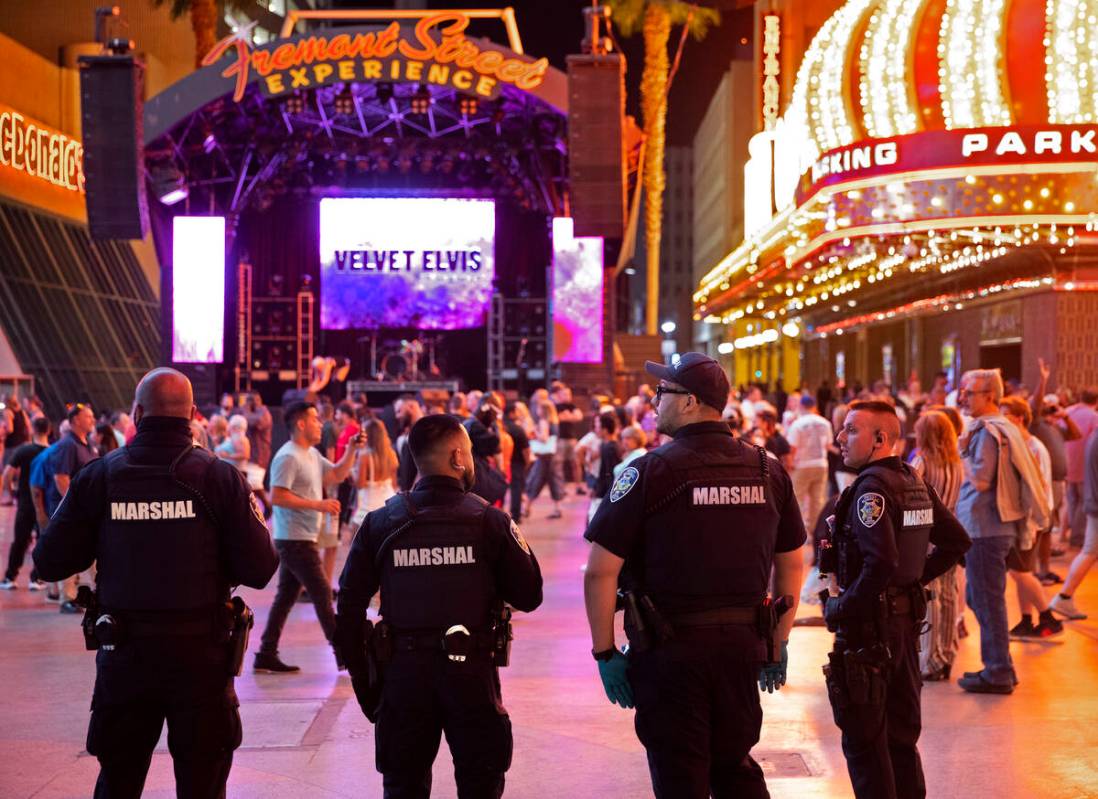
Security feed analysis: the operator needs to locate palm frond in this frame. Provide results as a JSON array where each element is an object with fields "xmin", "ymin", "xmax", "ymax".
[
  {"xmin": 666, "ymin": 2, "xmax": 720, "ymax": 40},
  {"xmin": 606, "ymin": 0, "xmax": 647, "ymax": 37}
]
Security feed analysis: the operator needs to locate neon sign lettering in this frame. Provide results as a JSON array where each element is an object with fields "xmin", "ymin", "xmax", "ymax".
[
  {"xmin": 203, "ymin": 13, "xmax": 549, "ymax": 103},
  {"xmin": 0, "ymin": 107, "xmax": 84, "ymax": 193},
  {"xmin": 762, "ymin": 15, "xmax": 780, "ymax": 131},
  {"xmin": 961, "ymin": 128, "xmax": 1097, "ymax": 158}
]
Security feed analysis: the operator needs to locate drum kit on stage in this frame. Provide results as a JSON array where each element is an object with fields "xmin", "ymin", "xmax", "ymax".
[{"xmin": 373, "ymin": 336, "xmax": 441, "ymax": 382}]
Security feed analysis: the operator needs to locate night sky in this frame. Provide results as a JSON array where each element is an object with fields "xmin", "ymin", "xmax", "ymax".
[{"xmin": 329, "ymin": 0, "xmax": 755, "ymax": 146}]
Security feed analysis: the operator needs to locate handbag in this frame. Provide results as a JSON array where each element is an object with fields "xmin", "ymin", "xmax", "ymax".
[{"xmin": 529, "ymin": 435, "xmax": 558, "ymax": 456}]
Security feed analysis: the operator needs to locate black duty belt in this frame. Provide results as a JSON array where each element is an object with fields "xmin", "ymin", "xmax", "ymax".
[
  {"xmin": 666, "ymin": 606, "xmax": 758, "ymax": 628},
  {"xmin": 106, "ymin": 607, "xmax": 223, "ymax": 638},
  {"xmin": 394, "ymin": 630, "xmax": 495, "ymax": 652}
]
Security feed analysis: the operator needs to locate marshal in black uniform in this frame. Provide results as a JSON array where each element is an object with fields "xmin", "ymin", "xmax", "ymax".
[
  {"xmin": 336, "ymin": 414, "xmax": 542, "ymax": 799},
  {"xmin": 823, "ymin": 400, "xmax": 970, "ymax": 799},
  {"xmin": 33, "ymin": 368, "xmax": 279, "ymax": 799},
  {"xmin": 584, "ymin": 353, "xmax": 806, "ymax": 799}
]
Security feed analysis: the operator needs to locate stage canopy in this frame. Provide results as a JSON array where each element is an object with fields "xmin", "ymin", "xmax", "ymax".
[{"xmin": 142, "ymin": 12, "xmax": 570, "ymax": 228}]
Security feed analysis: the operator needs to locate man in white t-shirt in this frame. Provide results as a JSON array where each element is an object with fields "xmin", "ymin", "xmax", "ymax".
[
  {"xmin": 255, "ymin": 401, "xmax": 362, "ymax": 674},
  {"xmin": 786, "ymin": 394, "xmax": 835, "ymax": 533}
]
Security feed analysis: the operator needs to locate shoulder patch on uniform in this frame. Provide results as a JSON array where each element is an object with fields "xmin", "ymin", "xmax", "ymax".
[
  {"xmin": 857, "ymin": 492, "xmax": 885, "ymax": 528},
  {"xmin": 249, "ymin": 492, "xmax": 266, "ymax": 526},
  {"xmin": 609, "ymin": 466, "xmax": 640, "ymax": 503},
  {"xmin": 510, "ymin": 518, "xmax": 531, "ymax": 554}
]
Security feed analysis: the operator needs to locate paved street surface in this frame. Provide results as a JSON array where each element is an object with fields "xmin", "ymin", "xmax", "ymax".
[{"xmin": 2, "ymin": 493, "xmax": 1098, "ymax": 799}]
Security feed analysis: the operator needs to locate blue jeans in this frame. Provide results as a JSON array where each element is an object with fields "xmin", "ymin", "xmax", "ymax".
[{"xmin": 964, "ymin": 535, "xmax": 1015, "ymax": 686}]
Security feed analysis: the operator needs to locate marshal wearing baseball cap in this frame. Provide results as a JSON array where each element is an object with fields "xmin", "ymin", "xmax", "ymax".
[{"xmin": 644, "ymin": 352, "xmax": 730, "ymax": 412}]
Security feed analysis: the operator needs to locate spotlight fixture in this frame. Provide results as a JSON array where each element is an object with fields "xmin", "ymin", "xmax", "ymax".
[
  {"xmin": 459, "ymin": 96, "xmax": 479, "ymax": 116},
  {"xmin": 410, "ymin": 85, "xmax": 432, "ymax": 115},
  {"xmin": 151, "ymin": 166, "xmax": 187, "ymax": 206},
  {"xmin": 376, "ymin": 82, "xmax": 394, "ymax": 104},
  {"xmin": 283, "ymin": 90, "xmax": 305, "ymax": 114},
  {"xmin": 334, "ymin": 86, "xmax": 355, "ymax": 116}
]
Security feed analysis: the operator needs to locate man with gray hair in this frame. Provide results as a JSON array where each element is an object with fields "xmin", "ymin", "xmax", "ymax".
[{"xmin": 955, "ymin": 368, "xmax": 1050, "ymax": 694}]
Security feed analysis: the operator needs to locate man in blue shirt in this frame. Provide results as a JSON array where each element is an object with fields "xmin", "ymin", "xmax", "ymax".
[{"xmin": 37, "ymin": 404, "xmax": 98, "ymax": 611}]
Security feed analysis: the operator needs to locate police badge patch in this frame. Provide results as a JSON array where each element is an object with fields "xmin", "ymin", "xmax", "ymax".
[
  {"xmin": 857, "ymin": 492, "xmax": 885, "ymax": 528},
  {"xmin": 510, "ymin": 519, "xmax": 531, "ymax": 554},
  {"xmin": 609, "ymin": 466, "xmax": 640, "ymax": 503}
]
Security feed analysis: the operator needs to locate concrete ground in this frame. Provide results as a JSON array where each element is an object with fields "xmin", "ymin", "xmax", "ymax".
[{"xmin": 2, "ymin": 491, "xmax": 1098, "ymax": 799}]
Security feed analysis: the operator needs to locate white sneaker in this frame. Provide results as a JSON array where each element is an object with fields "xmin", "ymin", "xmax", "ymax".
[
  {"xmin": 0, "ymin": 579, "xmax": 16, "ymax": 590},
  {"xmin": 800, "ymin": 566, "xmax": 827, "ymax": 606},
  {"xmin": 1050, "ymin": 594, "xmax": 1088, "ymax": 620},
  {"xmin": 28, "ymin": 580, "xmax": 47, "ymax": 591}
]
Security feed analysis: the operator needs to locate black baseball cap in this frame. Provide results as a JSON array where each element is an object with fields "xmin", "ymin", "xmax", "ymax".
[{"xmin": 645, "ymin": 352, "xmax": 730, "ymax": 412}]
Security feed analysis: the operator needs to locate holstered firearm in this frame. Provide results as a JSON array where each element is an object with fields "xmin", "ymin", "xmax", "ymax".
[
  {"xmin": 758, "ymin": 595, "xmax": 794, "ymax": 665},
  {"xmin": 492, "ymin": 603, "xmax": 513, "ymax": 667},
  {"xmin": 76, "ymin": 585, "xmax": 99, "ymax": 651},
  {"xmin": 620, "ymin": 590, "xmax": 674, "ymax": 653},
  {"xmin": 225, "ymin": 596, "xmax": 253, "ymax": 677}
]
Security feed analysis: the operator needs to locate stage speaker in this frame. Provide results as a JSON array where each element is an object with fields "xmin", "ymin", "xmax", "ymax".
[
  {"xmin": 567, "ymin": 54, "xmax": 626, "ymax": 239},
  {"xmin": 79, "ymin": 54, "xmax": 149, "ymax": 240}
]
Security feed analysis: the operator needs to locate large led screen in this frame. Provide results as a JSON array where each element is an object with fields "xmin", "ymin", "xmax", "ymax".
[
  {"xmin": 172, "ymin": 216, "xmax": 225, "ymax": 363},
  {"xmin": 320, "ymin": 197, "xmax": 495, "ymax": 330},
  {"xmin": 552, "ymin": 217, "xmax": 603, "ymax": 363}
]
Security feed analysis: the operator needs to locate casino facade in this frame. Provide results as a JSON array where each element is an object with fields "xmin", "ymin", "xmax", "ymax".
[{"xmin": 694, "ymin": 0, "xmax": 1098, "ymax": 393}]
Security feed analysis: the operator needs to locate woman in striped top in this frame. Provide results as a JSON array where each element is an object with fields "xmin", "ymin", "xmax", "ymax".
[{"xmin": 910, "ymin": 410, "xmax": 964, "ymax": 680}]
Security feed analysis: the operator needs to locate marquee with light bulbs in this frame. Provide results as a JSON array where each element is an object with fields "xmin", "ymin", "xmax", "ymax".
[{"xmin": 695, "ymin": 0, "xmax": 1098, "ymax": 351}]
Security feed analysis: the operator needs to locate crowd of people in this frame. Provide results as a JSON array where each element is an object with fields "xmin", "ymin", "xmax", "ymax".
[{"xmin": 3, "ymin": 359, "xmax": 1097, "ymax": 685}]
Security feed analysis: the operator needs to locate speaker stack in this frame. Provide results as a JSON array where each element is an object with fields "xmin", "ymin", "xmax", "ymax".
[
  {"xmin": 78, "ymin": 54, "xmax": 149, "ymax": 240},
  {"xmin": 566, "ymin": 53, "xmax": 627, "ymax": 240}
]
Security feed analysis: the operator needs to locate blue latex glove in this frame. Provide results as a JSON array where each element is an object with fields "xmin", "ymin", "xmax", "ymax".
[
  {"xmin": 758, "ymin": 640, "xmax": 789, "ymax": 693},
  {"xmin": 597, "ymin": 649, "xmax": 634, "ymax": 709}
]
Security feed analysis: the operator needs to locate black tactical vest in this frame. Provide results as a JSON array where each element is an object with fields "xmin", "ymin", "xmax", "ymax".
[
  {"xmin": 377, "ymin": 492, "xmax": 496, "ymax": 632},
  {"xmin": 635, "ymin": 435, "xmax": 780, "ymax": 613},
  {"xmin": 99, "ymin": 445, "xmax": 225, "ymax": 611},
  {"xmin": 834, "ymin": 459, "xmax": 934, "ymax": 590}
]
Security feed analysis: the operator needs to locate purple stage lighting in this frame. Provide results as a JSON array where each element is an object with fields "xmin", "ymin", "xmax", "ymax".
[
  {"xmin": 172, "ymin": 216, "xmax": 225, "ymax": 363},
  {"xmin": 552, "ymin": 217, "xmax": 603, "ymax": 364},
  {"xmin": 319, "ymin": 197, "xmax": 495, "ymax": 330}
]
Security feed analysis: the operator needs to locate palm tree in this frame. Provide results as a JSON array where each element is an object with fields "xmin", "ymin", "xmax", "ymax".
[
  {"xmin": 608, "ymin": 0, "xmax": 717, "ymax": 335},
  {"xmin": 152, "ymin": 0, "xmax": 252, "ymax": 68}
]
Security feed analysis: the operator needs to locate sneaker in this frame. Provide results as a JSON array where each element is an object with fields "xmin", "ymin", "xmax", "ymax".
[
  {"xmin": 1038, "ymin": 571, "xmax": 1063, "ymax": 586},
  {"xmin": 254, "ymin": 652, "xmax": 301, "ymax": 674},
  {"xmin": 45, "ymin": 590, "xmax": 61, "ymax": 604},
  {"xmin": 1009, "ymin": 618, "xmax": 1036, "ymax": 639},
  {"xmin": 1049, "ymin": 594, "xmax": 1088, "ymax": 620},
  {"xmin": 958, "ymin": 673, "xmax": 1014, "ymax": 695},
  {"xmin": 27, "ymin": 580, "xmax": 47, "ymax": 591},
  {"xmin": 1034, "ymin": 615, "xmax": 1064, "ymax": 637},
  {"xmin": 0, "ymin": 579, "xmax": 16, "ymax": 590},
  {"xmin": 1050, "ymin": 545, "xmax": 1067, "ymax": 558},
  {"xmin": 59, "ymin": 600, "xmax": 82, "ymax": 614}
]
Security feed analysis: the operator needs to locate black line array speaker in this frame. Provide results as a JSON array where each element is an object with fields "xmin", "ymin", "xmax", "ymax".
[
  {"xmin": 79, "ymin": 54, "xmax": 149, "ymax": 240},
  {"xmin": 567, "ymin": 53, "xmax": 626, "ymax": 240}
]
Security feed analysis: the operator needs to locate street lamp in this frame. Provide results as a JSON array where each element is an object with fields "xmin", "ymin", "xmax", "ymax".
[{"xmin": 660, "ymin": 320, "xmax": 677, "ymax": 364}]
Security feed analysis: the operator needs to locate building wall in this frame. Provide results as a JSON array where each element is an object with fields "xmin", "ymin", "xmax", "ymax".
[
  {"xmin": 0, "ymin": 2, "xmax": 197, "ymax": 97},
  {"xmin": 659, "ymin": 145, "xmax": 694, "ymax": 353}
]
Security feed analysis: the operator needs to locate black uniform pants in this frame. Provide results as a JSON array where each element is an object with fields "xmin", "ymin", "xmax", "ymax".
[
  {"xmin": 628, "ymin": 627, "xmax": 770, "ymax": 799},
  {"xmin": 375, "ymin": 651, "xmax": 512, "ymax": 799},
  {"xmin": 5, "ymin": 500, "xmax": 39, "ymax": 582},
  {"xmin": 826, "ymin": 615, "xmax": 924, "ymax": 799},
  {"xmin": 86, "ymin": 637, "xmax": 242, "ymax": 799}
]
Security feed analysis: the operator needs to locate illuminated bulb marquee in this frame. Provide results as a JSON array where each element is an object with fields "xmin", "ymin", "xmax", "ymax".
[{"xmin": 699, "ymin": 0, "xmax": 1098, "ymax": 335}]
